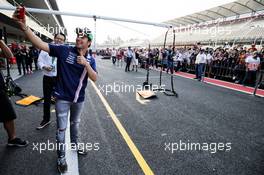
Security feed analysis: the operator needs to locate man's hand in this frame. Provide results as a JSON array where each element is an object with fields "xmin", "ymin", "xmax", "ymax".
[
  {"xmin": 12, "ymin": 6, "xmax": 27, "ymax": 31},
  {"xmin": 0, "ymin": 40, "xmax": 14, "ymax": 59},
  {"xmin": 12, "ymin": 6, "xmax": 50, "ymax": 53},
  {"xmin": 77, "ymin": 49, "xmax": 86, "ymax": 57},
  {"xmin": 77, "ymin": 56, "xmax": 89, "ymax": 66},
  {"xmin": 43, "ymin": 66, "xmax": 53, "ymax": 72}
]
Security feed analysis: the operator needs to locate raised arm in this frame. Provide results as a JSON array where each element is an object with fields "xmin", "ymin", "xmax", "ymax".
[
  {"xmin": 12, "ymin": 6, "xmax": 49, "ymax": 53},
  {"xmin": 0, "ymin": 40, "xmax": 13, "ymax": 59}
]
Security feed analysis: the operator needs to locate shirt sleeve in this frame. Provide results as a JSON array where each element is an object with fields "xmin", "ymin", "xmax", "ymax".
[
  {"xmin": 245, "ymin": 57, "xmax": 249, "ymax": 63},
  {"xmin": 257, "ymin": 58, "xmax": 260, "ymax": 64},
  {"xmin": 90, "ymin": 57, "xmax": 97, "ymax": 73},
  {"xmin": 49, "ymin": 44, "xmax": 68, "ymax": 58},
  {"xmin": 37, "ymin": 50, "xmax": 47, "ymax": 69}
]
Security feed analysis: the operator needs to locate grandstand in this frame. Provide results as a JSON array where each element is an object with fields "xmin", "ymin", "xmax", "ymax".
[{"xmin": 151, "ymin": 0, "xmax": 264, "ymax": 47}]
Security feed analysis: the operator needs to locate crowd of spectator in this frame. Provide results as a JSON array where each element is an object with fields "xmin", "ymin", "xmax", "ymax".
[
  {"xmin": 0, "ymin": 41, "xmax": 39, "ymax": 75},
  {"xmin": 1, "ymin": 41, "xmax": 263, "ymax": 87},
  {"xmin": 99, "ymin": 43, "xmax": 264, "ymax": 87}
]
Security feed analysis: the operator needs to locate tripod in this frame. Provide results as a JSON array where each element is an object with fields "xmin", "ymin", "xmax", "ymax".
[{"xmin": 2, "ymin": 26, "xmax": 25, "ymax": 98}]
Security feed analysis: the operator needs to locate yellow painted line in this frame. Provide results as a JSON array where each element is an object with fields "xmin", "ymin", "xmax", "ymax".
[{"xmin": 90, "ymin": 81, "xmax": 154, "ymax": 175}]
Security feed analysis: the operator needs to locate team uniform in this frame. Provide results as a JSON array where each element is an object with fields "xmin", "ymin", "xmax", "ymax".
[
  {"xmin": 48, "ymin": 44, "xmax": 97, "ymax": 158},
  {"xmin": 242, "ymin": 55, "xmax": 260, "ymax": 86}
]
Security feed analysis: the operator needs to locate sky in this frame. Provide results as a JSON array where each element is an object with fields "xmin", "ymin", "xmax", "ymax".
[{"xmin": 56, "ymin": 0, "xmax": 235, "ymax": 44}]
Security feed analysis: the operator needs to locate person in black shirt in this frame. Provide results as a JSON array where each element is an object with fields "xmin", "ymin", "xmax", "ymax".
[
  {"xmin": 24, "ymin": 46, "xmax": 33, "ymax": 74},
  {"xmin": 29, "ymin": 46, "xmax": 39, "ymax": 70},
  {"xmin": 0, "ymin": 39, "xmax": 28, "ymax": 147},
  {"xmin": 166, "ymin": 46, "xmax": 174, "ymax": 74},
  {"xmin": 14, "ymin": 44, "xmax": 26, "ymax": 75}
]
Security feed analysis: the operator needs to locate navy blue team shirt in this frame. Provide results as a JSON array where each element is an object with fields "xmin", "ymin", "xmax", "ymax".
[{"xmin": 49, "ymin": 44, "xmax": 97, "ymax": 103}]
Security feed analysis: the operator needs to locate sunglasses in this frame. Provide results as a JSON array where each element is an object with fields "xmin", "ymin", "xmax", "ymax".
[{"xmin": 75, "ymin": 28, "xmax": 93, "ymax": 41}]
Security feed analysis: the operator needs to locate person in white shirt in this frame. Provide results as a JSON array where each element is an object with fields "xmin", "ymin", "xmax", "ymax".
[
  {"xmin": 195, "ymin": 49, "xmax": 207, "ymax": 81},
  {"xmin": 125, "ymin": 46, "xmax": 133, "ymax": 72},
  {"xmin": 36, "ymin": 33, "xmax": 65, "ymax": 130},
  {"xmin": 111, "ymin": 48, "xmax": 117, "ymax": 65},
  {"xmin": 242, "ymin": 51, "xmax": 260, "ymax": 86},
  {"xmin": 194, "ymin": 49, "xmax": 200, "ymax": 79},
  {"xmin": 175, "ymin": 50, "xmax": 183, "ymax": 71},
  {"xmin": 132, "ymin": 48, "xmax": 139, "ymax": 72},
  {"xmin": 185, "ymin": 49, "xmax": 192, "ymax": 65},
  {"xmin": 206, "ymin": 51, "xmax": 213, "ymax": 64}
]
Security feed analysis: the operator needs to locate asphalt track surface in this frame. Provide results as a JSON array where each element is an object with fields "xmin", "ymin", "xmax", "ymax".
[{"xmin": 0, "ymin": 57, "xmax": 264, "ymax": 175}]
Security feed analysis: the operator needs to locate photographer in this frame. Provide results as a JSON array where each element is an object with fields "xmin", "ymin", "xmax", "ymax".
[
  {"xmin": 13, "ymin": 7, "xmax": 97, "ymax": 173},
  {"xmin": 0, "ymin": 34, "xmax": 28, "ymax": 147}
]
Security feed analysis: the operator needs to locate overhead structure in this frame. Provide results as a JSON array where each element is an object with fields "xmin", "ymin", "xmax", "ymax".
[
  {"xmin": 5, "ymin": 0, "xmax": 66, "ymax": 31},
  {"xmin": 0, "ymin": 0, "xmax": 67, "ymax": 41},
  {"xmin": 165, "ymin": 0, "xmax": 264, "ymax": 27},
  {"xmin": 0, "ymin": 5, "xmax": 172, "ymax": 28},
  {"xmin": 150, "ymin": 0, "xmax": 264, "ymax": 46}
]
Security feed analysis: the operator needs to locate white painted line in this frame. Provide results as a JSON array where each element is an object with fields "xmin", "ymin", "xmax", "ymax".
[
  {"xmin": 176, "ymin": 73, "xmax": 264, "ymax": 97},
  {"xmin": 62, "ymin": 113, "xmax": 79, "ymax": 175},
  {"xmin": 134, "ymin": 76, "xmax": 160, "ymax": 79},
  {"xmin": 150, "ymin": 68, "xmax": 264, "ymax": 98},
  {"xmin": 204, "ymin": 81, "xmax": 264, "ymax": 98}
]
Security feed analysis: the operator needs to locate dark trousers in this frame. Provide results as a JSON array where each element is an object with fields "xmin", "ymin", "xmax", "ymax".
[
  {"xmin": 125, "ymin": 57, "xmax": 132, "ymax": 72},
  {"xmin": 166, "ymin": 61, "xmax": 174, "ymax": 74},
  {"xmin": 33, "ymin": 57, "xmax": 39, "ymax": 70},
  {"xmin": 112, "ymin": 56, "xmax": 116, "ymax": 64},
  {"xmin": 26, "ymin": 60, "xmax": 33, "ymax": 72},
  {"xmin": 17, "ymin": 58, "xmax": 26, "ymax": 75},
  {"xmin": 195, "ymin": 64, "xmax": 199, "ymax": 78},
  {"xmin": 233, "ymin": 64, "xmax": 245, "ymax": 83},
  {"xmin": 242, "ymin": 70, "xmax": 257, "ymax": 86},
  {"xmin": 198, "ymin": 63, "xmax": 205, "ymax": 80},
  {"xmin": 43, "ymin": 75, "xmax": 56, "ymax": 121}
]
